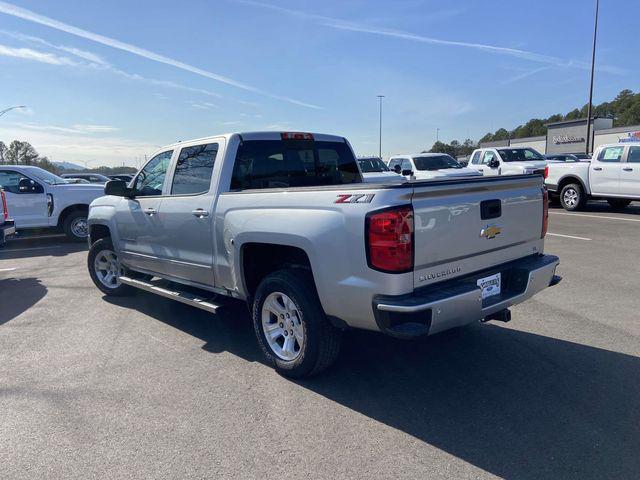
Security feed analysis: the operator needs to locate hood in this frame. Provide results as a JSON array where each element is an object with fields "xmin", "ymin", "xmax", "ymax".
[
  {"xmin": 503, "ymin": 160, "xmax": 549, "ymax": 170},
  {"xmin": 52, "ymin": 183, "xmax": 105, "ymax": 192},
  {"xmin": 361, "ymin": 171, "xmax": 405, "ymax": 184},
  {"xmin": 413, "ymin": 167, "xmax": 482, "ymax": 179}
]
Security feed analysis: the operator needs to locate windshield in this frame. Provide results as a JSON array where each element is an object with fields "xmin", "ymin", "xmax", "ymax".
[
  {"xmin": 497, "ymin": 148, "xmax": 544, "ymax": 162},
  {"xmin": 358, "ymin": 157, "xmax": 389, "ymax": 173},
  {"xmin": 30, "ymin": 168, "xmax": 68, "ymax": 185},
  {"xmin": 574, "ymin": 153, "xmax": 592, "ymax": 160},
  {"xmin": 413, "ymin": 155, "xmax": 462, "ymax": 171}
]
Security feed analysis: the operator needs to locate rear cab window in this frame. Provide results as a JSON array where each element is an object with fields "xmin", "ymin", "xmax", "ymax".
[
  {"xmin": 230, "ymin": 137, "xmax": 361, "ymax": 190},
  {"xmin": 171, "ymin": 143, "xmax": 218, "ymax": 195}
]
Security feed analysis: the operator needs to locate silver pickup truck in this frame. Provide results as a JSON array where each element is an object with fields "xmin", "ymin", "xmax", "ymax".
[{"xmin": 87, "ymin": 131, "xmax": 560, "ymax": 377}]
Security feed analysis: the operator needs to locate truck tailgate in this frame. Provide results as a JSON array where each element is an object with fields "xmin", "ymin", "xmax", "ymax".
[{"xmin": 410, "ymin": 175, "xmax": 545, "ymax": 288}]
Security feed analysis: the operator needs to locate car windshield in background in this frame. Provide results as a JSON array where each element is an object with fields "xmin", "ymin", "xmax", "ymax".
[
  {"xmin": 413, "ymin": 155, "xmax": 462, "ymax": 171},
  {"xmin": 574, "ymin": 153, "xmax": 592, "ymax": 160},
  {"xmin": 497, "ymin": 148, "xmax": 544, "ymax": 162},
  {"xmin": 31, "ymin": 169, "xmax": 67, "ymax": 185},
  {"xmin": 358, "ymin": 157, "xmax": 389, "ymax": 173}
]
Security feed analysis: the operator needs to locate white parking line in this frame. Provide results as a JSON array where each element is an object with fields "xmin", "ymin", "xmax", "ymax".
[
  {"xmin": 550, "ymin": 211, "xmax": 640, "ymax": 223},
  {"xmin": 0, "ymin": 246, "xmax": 61, "ymax": 253},
  {"xmin": 0, "ymin": 267, "xmax": 17, "ymax": 272},
  {"xmin": 547, "ymin": 232, "xmax": 592, "ymax": 241}
]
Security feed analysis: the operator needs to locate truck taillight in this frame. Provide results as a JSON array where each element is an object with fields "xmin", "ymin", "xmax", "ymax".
[
  {"xmin": 1, "ymin": 190, "xmax": 8, "ymax": 220},
  {"xmin": 541, "ymin": 188, "xmax": 549, "ymax": 239},
  {"xmin": 544, "ymin": 165, "xmax": 549, "ymax": 179},
  {"xmin": 366, "ymin": 206, "xmax": 413, "ymax": 273}
]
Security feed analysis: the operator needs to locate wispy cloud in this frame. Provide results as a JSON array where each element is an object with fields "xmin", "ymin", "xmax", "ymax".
[
  {"xmin": 188, "ymin": 101, "xmax": 218, "ymax": 110},
  {"xmin": 0, "ymin": 1, "xmax": 322, "ymax": 108},
  {"xmin": 501, "ymin": 66, "xmax": 552, "ymax": 85},
  {"xmin": 236, "ymin": 0, "xmax": 623, "ymax": 75},
  {"xmin": 13, "ymin": 122, "xmax": 119, "ymax": 134},
  {"xmin": 0, "ymin": 42, "xmax": 76, "ymax": 65}
]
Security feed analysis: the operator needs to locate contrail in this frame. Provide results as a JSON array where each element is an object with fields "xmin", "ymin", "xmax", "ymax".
[{"xmin": 0, "ymin": 1, "xmax": 322, "ymax": 109}]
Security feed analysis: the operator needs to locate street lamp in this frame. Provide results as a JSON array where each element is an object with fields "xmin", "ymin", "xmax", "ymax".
[
  {"xmin": 585, "ymin": 0, "xmax": 599, "ymax": 155},
  {"xmin": 377, "ymin": 95, "xmax": 385, "ymax": 159},
  {"xmin": 0, "ymin": 105, "xmax": 27, "ymax": 117}
]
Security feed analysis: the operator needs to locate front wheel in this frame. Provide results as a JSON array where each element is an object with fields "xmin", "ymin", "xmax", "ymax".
[
  {"xmin": 88, "ymin": 237, "xmax": 133, "ymax": 296},
  {"xmin": 607, "ymin": 198, "xmax": 631, "ymax": 210},
  {"xmin": 252, "ymin": 269, "xmax": 342, "ymax": 378},
  {"xmin": 63, "ymin": 210, "xmax": 89, "ymax": 242},
  {"xmin": 560, "ymin": 183, "xmax": 586, "ymax": 211}
]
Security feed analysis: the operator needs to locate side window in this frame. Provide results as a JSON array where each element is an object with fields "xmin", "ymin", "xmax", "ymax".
[
  {"xmin": 471, "ymin": 151, "xmax": 481, "ymax": 164},
  {"xmin": 0, "ymin": 170, "xmax": 43, "ymax": 194},
  {"xmin": 133, "ymin": 150, "xmax": 173, "ymax": 196},
  {"xmin": 627, "ymin": 146, "xmax": 640, "ymax": 163},
  {"xmin": 481, "ymin": 151, "xmax": 496, "ymax": 165},
  {"xmin": 598, "ymin": 146, "xmax": 624, "ymax": 163},
  {"xmin": 401, "ymin": 159, "xmax": 412, "ymax": 171},
  {"xmin": 171, "ymin": 143, "xmax": 218, "ymax": 195},
  {"xmin": 389, "ymin": 159, "xmax": 401, "ymax": 172}
]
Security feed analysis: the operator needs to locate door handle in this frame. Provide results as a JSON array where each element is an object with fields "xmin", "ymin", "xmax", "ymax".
[
  {"xmin": 623, "ymin": 167, "xmax": 634, "ymax": 172},
  {"xmin": 593, "ymin": 167, "xmax": 603, "ymax": 171},
  {"xmin": 143, "ymin": 208, "xmax": 157, "ymax": 216},
  {"xmin": 192, "ymin": 209, "xmax": 209, "ymax": 217}
]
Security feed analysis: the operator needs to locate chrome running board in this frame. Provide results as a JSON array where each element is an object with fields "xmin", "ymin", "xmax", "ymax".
[{"xmin": 119, "ymin": 276, "xmax": 221, "ymax": 314}]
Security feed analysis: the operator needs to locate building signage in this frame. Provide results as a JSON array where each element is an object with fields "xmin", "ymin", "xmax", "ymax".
[
  {"xmin": 619, "ymin": 131, "xmax": 640, "ymax": 143},
  {"xmin": 552, "ymin": 135, "xmax": 585, "ymax": 145}
]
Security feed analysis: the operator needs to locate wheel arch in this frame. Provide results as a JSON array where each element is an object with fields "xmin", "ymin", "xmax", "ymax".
[
  {"xmin": 558, "ymin": 175, "xmax": 588, "ymax": 195},
  {"xmin": 57, "ymin": 204, "xmax": 89, "ymax": 228}
]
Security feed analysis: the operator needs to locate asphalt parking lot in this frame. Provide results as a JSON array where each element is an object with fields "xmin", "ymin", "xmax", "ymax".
[{"xmin": 1, "ymin": 203, "xmax": 639, "ymax": 480}]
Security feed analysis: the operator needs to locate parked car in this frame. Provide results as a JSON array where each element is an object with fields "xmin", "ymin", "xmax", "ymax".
[
  {"xmin": 467, "ymin": 147, "xmax": 549, "ymax": 176},
  {"xmin": 0, "ymin": 166, "xmax": 106, "ymax": 241},
  {"xmin": 545, "ymin": 153, "xmax": 592, "ymax": 162},
  {"xmin": 108, "ymin": 174, "xmax": 134, "ymax": 183},
  {"xmin": 61, "ymin": 173, "xmax": 111, "ymax": 184},
  {"xmin": 357, "ymin": 156, "xmax": 404, "ymax": 183},
  {"xmin": 87, "ymin": 131, "xmax": 560, "ymax": 377},
  {"xmin": 546, "ymin": 142, "xmax": 640, "ymax": 210},
  {"xmin": 0, "ymin": 187, "xmax": 16, "ymax": 247},
  {"xmin": 388, "ymin": 153, "xmax": 481, "ymax": 180}
]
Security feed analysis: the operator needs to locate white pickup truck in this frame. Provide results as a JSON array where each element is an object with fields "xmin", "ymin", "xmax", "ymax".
[
  {"xmin": 0, "ymin": 166, "xmax": 105, "ymax": 241},
  {"xmin": 0, "ymin": 187, "xmax": 16, "ymax": 247},
  {"xmin": 87, "ymin": 131, "xmax": 561, "ymax": 377},
  {"xmin": 546, "ymin": 143, "xmax": 640, "ymax": 210},
  {"xmin": 467, "ymin": 147, "xmax": 549, "ymax": 177}
]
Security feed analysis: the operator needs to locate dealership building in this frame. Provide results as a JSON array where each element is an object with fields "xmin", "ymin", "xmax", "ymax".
[{"xmin": 480, "ymin": 117, "xmax": 640, "ymax": 155}]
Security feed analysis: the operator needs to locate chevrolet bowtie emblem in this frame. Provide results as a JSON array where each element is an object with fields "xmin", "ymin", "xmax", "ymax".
[{"xmin": 480, "ymin": 225, "xmax": 502, "ymax": 239}]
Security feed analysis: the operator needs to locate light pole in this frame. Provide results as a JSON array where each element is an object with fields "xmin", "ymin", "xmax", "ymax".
[
  {"xmin": 377, "ymin": 95, "xmax": 385, "ymax": 159},
  {"xmin": 585, "ymin": 0, "xmax": 599, "ymax": 155},
  {"xmin": 0, "ymin": 105, "xmax": 27, "ymax": 117},
  {"xmin": 436, "ymin": 128, "xmax": 440, "ymax": 142}
]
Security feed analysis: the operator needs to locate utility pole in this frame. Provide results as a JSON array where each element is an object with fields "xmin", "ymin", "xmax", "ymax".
[
  {"xmin": 377, "ymin": 95, "xmax": 385, "ymax": 159},
  {"xmin": 585, "ymin": 0, "xmax": 599, "ymax": 155}
]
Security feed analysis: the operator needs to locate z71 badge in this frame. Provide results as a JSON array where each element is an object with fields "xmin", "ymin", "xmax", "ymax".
[{"xmin": 335, "ymin": 194, "xmax": 375, "ymax": 204}]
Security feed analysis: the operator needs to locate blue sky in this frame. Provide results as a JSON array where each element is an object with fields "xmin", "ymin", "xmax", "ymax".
[{"xmin": 0, "ymin": 0, "xmax": 637, "ymax": 167}]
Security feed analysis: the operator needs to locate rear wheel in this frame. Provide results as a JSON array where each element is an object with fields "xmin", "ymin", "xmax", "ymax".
[
  {"xmin": 560, "ymin": 183, "xmax": 586, "ymax": 211},
  {"xmin": 607, "ymin": 198, "xmax": 631, "ymax": 210},
  {"xmin": 252, "ymin": 269, "xmax": 342, "ymax": 378},
  {"xmin": 88, "ymin": 237, "xmax": 132, "ymax": 296},
  {"xmin": 63, "ymin": 210, "xmax": 89, "ymax": 242}
]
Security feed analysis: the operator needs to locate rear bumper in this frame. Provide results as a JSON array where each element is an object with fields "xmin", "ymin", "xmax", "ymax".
[
  {"xmin": 372, "ymin": 254, "xmax": 560, "ymax": 338},
  {"xmin": 0, "ymin": 220, "xmax": 16, "ymax": 246}
]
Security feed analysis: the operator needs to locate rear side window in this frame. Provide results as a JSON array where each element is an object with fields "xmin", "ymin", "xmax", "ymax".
[
  {"xmin": 598, "ymin": 146, "xmax": 624, "ymax": 162},
  {"xmin": 171, "ymin": 143, "xmax": 218, "ymax": 195},
  {"xmin": 230, "ymin": 140, "xmax": 361, "ymax": 190},
  {"xmin": 628, "ymin": 146, "xmax": 640, "ymax": 163}
]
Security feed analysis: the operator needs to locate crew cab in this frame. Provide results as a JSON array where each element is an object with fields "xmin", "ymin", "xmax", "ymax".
[
  {"xmin": 467, "ymin": 147, "xmax": 549, "ymax": 176},
  {"xmin": 388, "ymin": 153, "xmax": 481, "ymax": 180},
  {"xmin": 546, "ymin": 142, "xmax": 640, "ymax": 210},
  {"xmin": 357, "ymin": 156, "xmax": 403, "ymax": 183},
  {"xmin": 87, "ymin": 131, "xmax": 560, "ymax": 377},
  {"xmin": 0, "ymin": 166, "xmax": 105, "ymax": 241},
  {"xmin": 0, "ymin": 187, "xmax": 16, "ymax": 247}
]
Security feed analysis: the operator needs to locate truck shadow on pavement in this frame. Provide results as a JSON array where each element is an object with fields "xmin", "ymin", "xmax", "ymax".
[
  {"xmin": 0, "ymin": 277, "xmax": 47, "ymax": 325},
  {"xmin": 106, "ymin": 293, "xmax": 640, "ymax": 479},
  {"xmin": 550, "ymin": 200, "xmax": 640, "ymax": 216},
  {"xmin": 0, "ymin": 235, "xmax": 86, "ymax": 260}
]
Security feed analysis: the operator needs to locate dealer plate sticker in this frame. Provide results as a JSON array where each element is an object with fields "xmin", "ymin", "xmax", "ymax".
[{"xmin": 477, "ymin": 273, "xmax": 501, "ymax": 299}]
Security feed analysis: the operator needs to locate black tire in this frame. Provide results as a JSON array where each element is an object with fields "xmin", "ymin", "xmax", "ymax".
[
  {"xmin": 63, "ymin": 210, "xmax": 89, "ymax": 242},
  {"xmin": 607, "ymin": 198, "xmax": 631, "ymax": 210},
  {"xmin": 252, "ymin": 269, "xmax": 342, "ymax": 378},
  {"xmin": 87, "ymin": 237, "xmax": 133, "ymax": 296},
  {"xmin": 560, "ymin": 183, "xmax": 586, "ymax": 211}
]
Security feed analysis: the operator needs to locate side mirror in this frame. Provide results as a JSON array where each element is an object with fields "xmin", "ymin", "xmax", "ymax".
[
  {"xmin": 489, "ymin": 158, "xmax": 500, "ymax": 168},
  {"xmin": 402, "ymin": 169, "xmax": 414, "ymax": 176},
  {"xmin": 104, "ymin": 180, "xmax": 134, "ymax": 197},
  {"xmin": 18, "ymin": 178, "xmax": 42, "ymax": 193}
]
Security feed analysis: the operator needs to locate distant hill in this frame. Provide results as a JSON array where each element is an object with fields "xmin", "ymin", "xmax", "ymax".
[{"xmin": 54, "ymin": 161, "xmax": 85, "ymax": 171}]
